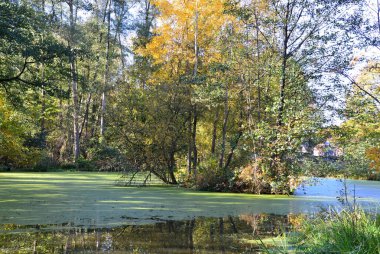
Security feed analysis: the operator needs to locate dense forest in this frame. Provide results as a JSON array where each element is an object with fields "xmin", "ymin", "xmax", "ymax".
[{"xmin": 0, "ymin": 0, "xmax": 379, "ymax": 193}]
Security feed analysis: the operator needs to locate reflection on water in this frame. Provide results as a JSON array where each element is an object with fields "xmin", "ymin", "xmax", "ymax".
[{"xmin": 0, "ymin": 214, "xmax": 302, "ymax": 253}]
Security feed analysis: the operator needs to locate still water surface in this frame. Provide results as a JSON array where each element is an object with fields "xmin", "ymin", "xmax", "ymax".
[
  {"xmin": 1, "ymin": 215, "xmax": 293, "ymax": 253},
  {"xmin": 0, "ymin": 173, "xmax": 379, "ymax": 253}
]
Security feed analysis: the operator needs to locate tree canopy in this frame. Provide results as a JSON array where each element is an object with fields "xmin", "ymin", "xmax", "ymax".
[{"xmin": 0, "ymin": 0, "xmax": 379, "ymax": 192}]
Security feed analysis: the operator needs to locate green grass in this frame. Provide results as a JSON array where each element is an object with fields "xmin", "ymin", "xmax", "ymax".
[
  {"xmin": 261, "ymin": 208, "xmax": 380, "ymax": 254},
  {"xmin": 296, "ymin": 209, "xmax": 380, "ymax": 254}
]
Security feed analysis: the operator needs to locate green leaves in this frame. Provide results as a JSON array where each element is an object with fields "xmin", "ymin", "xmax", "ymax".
[{"xmin": 0, "ymin": 2, "xmax": 68, "ymax": 89}]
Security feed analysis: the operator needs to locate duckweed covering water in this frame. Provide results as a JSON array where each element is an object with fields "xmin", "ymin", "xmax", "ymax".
[{"xmin": 1, "ymin": 173, "xmax": 379, "ymax": 227}]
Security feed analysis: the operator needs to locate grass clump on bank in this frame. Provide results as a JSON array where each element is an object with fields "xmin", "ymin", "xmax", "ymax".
[
  {"xmin": 297, "ymin": 209, "xmax": 380, "ymax": 253},
  {"xmin": 262, "ymin": 208, "xmax": 380, "ymax": 254}
]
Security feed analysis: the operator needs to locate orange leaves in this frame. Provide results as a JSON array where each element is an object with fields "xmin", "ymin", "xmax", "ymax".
[{"xmin": 365, "ymin": 147, "xmax": 380, "ymax": 172}]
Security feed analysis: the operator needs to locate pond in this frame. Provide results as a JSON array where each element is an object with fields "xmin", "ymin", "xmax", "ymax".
[{"xmin": 0, "ymin": 173, "xmax": 379, "ymax": 253}]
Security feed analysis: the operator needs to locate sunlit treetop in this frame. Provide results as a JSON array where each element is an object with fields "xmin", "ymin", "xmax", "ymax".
[{"xmin": 138, "ymin": 0, "xmax": 237, "ymax": 78}]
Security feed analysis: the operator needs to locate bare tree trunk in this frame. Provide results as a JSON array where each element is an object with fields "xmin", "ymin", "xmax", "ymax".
[
  {"xmin": 113, "ymin": 0, "xmax": 127, "ymax": 69},
  {"xmin": 100, "ymin": 0, "xmax": 112, "ymax": 139},
  {"xmin": 70, "ymin": 51, "xmax": 80, "ymax": 163},
  {"xmin": 68, "ymin": 0, "xmax": 80, "ymax": 163}
]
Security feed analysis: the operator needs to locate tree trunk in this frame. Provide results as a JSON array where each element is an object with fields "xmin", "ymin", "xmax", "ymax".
[
  {"xmin": 211, "ymin": 108, "xmax": 219, "ymax": 154},
  {"xmin": 192, "ymin": 105, "xmax": 198, "ymax": 176},
  {"xmin": 167, "ymin": 138, "xmax": 178, "ymax": 184},
  {"xmin": 68, "ymin": 0, "xmax": 80, "ymax": 163},
  {"xmin": 191, "ymin": 2, "xmax": 199, "ymax": 176},
  {"xmin": 168, "ymin": 149, "xmax": 177, "ymax": 184},
  {"xmin": 40, "ymin": 0, "xmax": 46, "ymax": 148},
  {"xmin": 219, "ymin": 84, "xmax": 229, "ymax": 170},
  {"xmin": 277, "ymin": 53, "xmax": 287, "ymax": 127},
  {"xmin": 224, "ymin": 110, "xmax": 243, "ymax": 170},
  {"xmin": 40, "ymin": 63, "xmax": 46, "ymax": 148},
  {"xmin": 255, "ymin": 11, "xmax": 261, "ymax": 122},
  {"xmin": 187, "ymin": 112, "xmax": 192, "ymax": 175},
  {"xmin": 100, "ymin": 0, "xmax": 112, "ymax": 139},
  {"xmin": 79, "ymin": 93, "xmax": 92, "ymax": 141},
  {"xmin": 277, "ymin": 1, "xmax": 290, "ymax": 127}
]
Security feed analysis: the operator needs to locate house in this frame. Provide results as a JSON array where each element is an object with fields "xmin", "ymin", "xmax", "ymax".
[{"xmin": 313, "ymin": 141, "xmax": 343, "ymax": 158}]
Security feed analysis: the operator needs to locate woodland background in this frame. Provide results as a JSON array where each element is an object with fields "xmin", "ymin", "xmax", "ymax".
[{"xmin": 0, "ymin": 0, "xmax": 379, "ymax": 193}]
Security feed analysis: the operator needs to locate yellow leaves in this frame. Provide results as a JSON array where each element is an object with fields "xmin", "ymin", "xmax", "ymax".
[
  {"xmin": 140, "ymin": 0, "xmax": 238, "ymax": 83},
  {"xmin": 365, "ymin": 147, "xmax": 380, "ymax": 172},
  {"xmin": 340, "ymin": 118, "xmax": 380, "ymax": 141}
]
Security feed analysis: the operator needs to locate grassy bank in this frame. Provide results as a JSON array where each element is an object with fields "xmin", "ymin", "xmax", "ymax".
[{"xmin": 262, "ymin": 208, "xmax": 380, "ymax": 254}]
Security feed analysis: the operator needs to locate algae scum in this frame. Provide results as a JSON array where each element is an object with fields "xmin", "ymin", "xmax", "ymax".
[{"xmin": 0, "ymin": 173, "xmax": 379, "ymax": 253}]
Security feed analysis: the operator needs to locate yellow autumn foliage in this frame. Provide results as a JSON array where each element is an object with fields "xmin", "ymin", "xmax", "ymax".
[{"xmin": 138, "ymin": 0, "xmax": 238, "ymax": 83}]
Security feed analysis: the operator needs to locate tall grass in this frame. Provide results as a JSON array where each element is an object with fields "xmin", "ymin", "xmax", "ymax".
[
  {"xmin": 297, "ymin": 209, "xmax": 380, "ymax": 253},
  {"xmin": 262, "ymin": 208, "xmax": 380, "ymax": 254}
]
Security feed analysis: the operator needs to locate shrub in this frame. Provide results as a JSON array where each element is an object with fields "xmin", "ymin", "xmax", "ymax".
[
  {"xmin": 196, "ymin": 170, "xmax": 229, "ymax": 191},
  {"xmin": 195, "ymin": 157, "xmax": 231, "ymax": 191},
  {"xmin": 92, "ymin": 146, "xmax": 130, "ymax": 171},
  {"xmin": 232, "ymin": 163, "xmax": 271, "ymax": 194}
]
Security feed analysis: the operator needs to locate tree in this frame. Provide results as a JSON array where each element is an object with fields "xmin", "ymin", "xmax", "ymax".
[
  {"xmin": 334, "ymin": 60, "xmax": 380, "ymax": 178},
  {"xmin": 0, "ymin": 1, "xmax": 67, "ymax": 94},
  {"xmin": 132, "ymin": 0, "xmax": 238, "ymax": 182}
]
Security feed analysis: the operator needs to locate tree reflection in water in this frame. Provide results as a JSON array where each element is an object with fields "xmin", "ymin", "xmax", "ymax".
[{"xmin": 0, "ymin": 214, "xmax": 303, "ymax": 253}]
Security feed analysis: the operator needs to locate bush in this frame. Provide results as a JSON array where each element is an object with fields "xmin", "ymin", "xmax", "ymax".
[
  {"xmin": 196, "ymin": 169, "xmax": 229, "ymax": 191},
  {"xmin": 92, "ymin": 146, "xmax": 129, "ymax": 171},
  {"xmin": 32, "ymin": 151, "xmax": 60, "ymax": 172},
  {"xmin": 232, "ymin": 163, "xmax": 271, "ymax": 194},
  {"xmin": 195, "ymin": 157, "xmax": 231, "ymax": 191},
  {"xmin": 76, "ymin": 158, "xmax": 96, "ymax": 171}
]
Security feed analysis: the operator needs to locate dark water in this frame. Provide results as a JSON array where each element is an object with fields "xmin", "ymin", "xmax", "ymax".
[{"xmin": 0, "ymin": 214, "xmax": 298, "ymax": 253}]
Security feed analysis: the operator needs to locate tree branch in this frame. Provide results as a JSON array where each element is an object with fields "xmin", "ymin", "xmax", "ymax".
[
  {"xmin": 0, "ymin": 58, "xmax": 34, "ymax": 83},
  {"xmin": 338, "ymin": 71, "xmax": 380, "ymax": 105}
]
